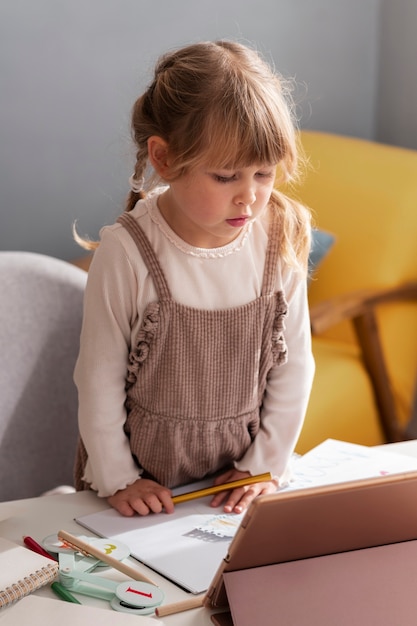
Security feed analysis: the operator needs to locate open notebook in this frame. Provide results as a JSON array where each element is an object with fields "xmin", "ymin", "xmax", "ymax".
[{"xmin": 77, "ymin": 493, "xmax": 243, "ymax": 594}]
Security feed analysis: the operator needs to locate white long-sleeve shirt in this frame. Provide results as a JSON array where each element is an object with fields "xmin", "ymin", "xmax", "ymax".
[{"xmin": 74, "ymin": 190, "xmax": 315, "ymax": 497}]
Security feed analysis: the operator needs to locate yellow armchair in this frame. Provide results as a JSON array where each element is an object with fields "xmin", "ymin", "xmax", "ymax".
[{"xmin": 293, "ymin": 131, "xmax": 417, "ymax": 453}]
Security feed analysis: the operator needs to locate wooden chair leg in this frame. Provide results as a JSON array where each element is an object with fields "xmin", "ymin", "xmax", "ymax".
[{"xmin": 353, "ymin": 310, "xmax": 403, "ymax": 443}]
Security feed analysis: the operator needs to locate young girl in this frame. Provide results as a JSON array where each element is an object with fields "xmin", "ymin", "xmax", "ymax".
[{"xmin": 74, "ymin": 40, "xmax": 315, "ymax": 518}]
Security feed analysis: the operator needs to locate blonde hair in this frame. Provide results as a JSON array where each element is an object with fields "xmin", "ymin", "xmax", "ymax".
[{"xmin": 76, "ymin": 40, "xmax": 311, "ymax": 273}]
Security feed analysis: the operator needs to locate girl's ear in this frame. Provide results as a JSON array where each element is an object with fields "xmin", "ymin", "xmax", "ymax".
[{"xmin": 147, "ymin": 136, "xmax": 172, "ymax": 178}]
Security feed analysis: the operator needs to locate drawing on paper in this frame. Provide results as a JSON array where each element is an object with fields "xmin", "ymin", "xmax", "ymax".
[{"xmin": 183, "ymin": 514, "xmax": 243, "ymax": 542}]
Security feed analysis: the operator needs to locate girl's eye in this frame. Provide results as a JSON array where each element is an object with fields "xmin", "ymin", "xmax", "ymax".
[
  {"xmin": 256, "ymin": 170, "xmax": 275, "ymax": 179},
  {"xmin": 213, "ymin": 174, "xmax": 236, "ymax": 183},
  {"xmin": 211, "ymin": 169, "xmax": 275, "ymax": 183}
]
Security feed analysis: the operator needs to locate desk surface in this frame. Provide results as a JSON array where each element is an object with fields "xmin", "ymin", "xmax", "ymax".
[
  {"xmin": 0, "ymin": 489, "xmax": 217, "ymax": 624},
  {"xmin": 1, "ymin": 440, "xmax": 416, "ymax": 624}
]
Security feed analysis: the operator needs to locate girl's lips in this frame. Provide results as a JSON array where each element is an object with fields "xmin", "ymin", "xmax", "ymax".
[{"xmin": 226, "ymin": 217, "xmax": 249, "ymax": 228}]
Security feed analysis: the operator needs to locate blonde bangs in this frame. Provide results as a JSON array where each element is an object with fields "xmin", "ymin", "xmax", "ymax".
[
  {"xmin": 203, "ymin": 112, "xmax": 288, "ymax": 171},
  {"xmin": 168, "ymin": 72, "xmax": 298, "ymax": 182}
]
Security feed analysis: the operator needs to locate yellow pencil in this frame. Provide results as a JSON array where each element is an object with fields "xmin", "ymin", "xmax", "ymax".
[{"xmin": 171, "ymin": 472, "xmax": 272, "ymax": 504}]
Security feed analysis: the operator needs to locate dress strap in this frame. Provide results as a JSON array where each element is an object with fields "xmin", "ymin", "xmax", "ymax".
[
  {"xmin": 117, "ymin": 212, "xmax": 172, "ymax": 301},
  {"xmin": 261, "ymin": 208, "xmax": 281, "ymax": 296}
]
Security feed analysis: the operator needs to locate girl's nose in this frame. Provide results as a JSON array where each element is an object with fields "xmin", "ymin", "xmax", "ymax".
[{"xmin": 234, "ymin": 185, "xmax": 256, "ymax": 207}]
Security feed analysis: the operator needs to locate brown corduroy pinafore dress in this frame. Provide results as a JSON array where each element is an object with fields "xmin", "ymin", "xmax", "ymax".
[{"xmin": 75, "ymin": 210, "xmax": 288, "ymax": 491}]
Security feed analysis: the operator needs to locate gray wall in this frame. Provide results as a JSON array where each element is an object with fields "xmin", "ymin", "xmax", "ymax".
[
  {"xmin": 377, "ymin": 0, "xmax": 417, "ymax": 150},
  {"xmin": 0, "ymin": 0, "xmax": 414, "ymax": 260}
]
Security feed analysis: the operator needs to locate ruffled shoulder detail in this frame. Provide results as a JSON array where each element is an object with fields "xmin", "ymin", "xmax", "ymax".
[
  {"xmin": 126, "ymin": 302, "xmax": 160, "ymax": 390},
  {"xmin": 271, "ymin": 291, "xmax": 288, "ymax": 365}
]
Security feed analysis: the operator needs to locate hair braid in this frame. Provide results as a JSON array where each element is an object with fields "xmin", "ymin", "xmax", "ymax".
[{"xmin": 126, "ymin": 147, "xmax": 148, "ymax": 212}]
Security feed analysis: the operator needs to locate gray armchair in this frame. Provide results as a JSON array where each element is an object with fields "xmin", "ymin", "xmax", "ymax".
[{"xmin": 0, "ymin": 251, "xmax": 86, "ymax": 501}]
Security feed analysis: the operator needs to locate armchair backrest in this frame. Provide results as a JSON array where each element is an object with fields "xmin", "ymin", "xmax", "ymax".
[
  {"xmin": 296, "ymin": 131, "xmax": 417, "ymax": 312},
  {"xmin": 0, "ymin": 252, "xmax": 86, "ymax": 501}
]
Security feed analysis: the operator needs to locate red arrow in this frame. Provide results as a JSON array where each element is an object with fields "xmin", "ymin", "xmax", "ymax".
[{"xmin": 126, "ymin": 586, "xmax": 153, "ymax": 598}]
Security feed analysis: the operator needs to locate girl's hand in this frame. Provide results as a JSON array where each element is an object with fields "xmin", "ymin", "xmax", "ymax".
[
  {"xmin": 107, "ymin": 478, "xmax": 174, "ymax": 517},
  {"xmin": 209, "ymin": 469, "xmax": 278, "ymax": 514}
]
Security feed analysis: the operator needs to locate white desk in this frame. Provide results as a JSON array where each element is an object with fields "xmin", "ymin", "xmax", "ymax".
[
  {"xmin": 1, "ymin": 440, "xmax": 416, "ymax": 624},
  {"xmin": 0, "ymin": 489, "xmax": 217, "ymax": 624}
]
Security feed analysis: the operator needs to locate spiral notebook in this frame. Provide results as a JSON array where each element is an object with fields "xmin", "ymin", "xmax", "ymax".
[{"xmin": 0, "ymin": 537, "xmax": 58, "ymax": 609}]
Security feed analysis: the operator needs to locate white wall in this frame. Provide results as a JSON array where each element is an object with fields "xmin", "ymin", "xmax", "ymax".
[{"xmin": 0, "ymin": 0, "xmax": 403, "ymax": 259}]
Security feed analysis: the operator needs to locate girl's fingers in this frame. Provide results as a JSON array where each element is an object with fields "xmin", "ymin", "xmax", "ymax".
[
  {"xmin": 159, "ymin": 491, "xmax": 175, "ymax": 514},
  {"xmin": 110, "ymin": 498, "xmax": 136, "ymax": 517},
  {"xmin": 130, "ymin": 498, "xmax": 152, "ymax": 516},
  {"xmin": 222, "ymin": 481, "xmax": 277, "ymax": 514},
  {"xmin": 223, "ymin": 486, "xmax": 256, "ymax": 513},
  {"xmin": 107, "ymin": 479, "xmax": 174, "ymax": 516},
  {"xmin": 210, "ymin": 490, "xmax": 229, "ymax": 508}
]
